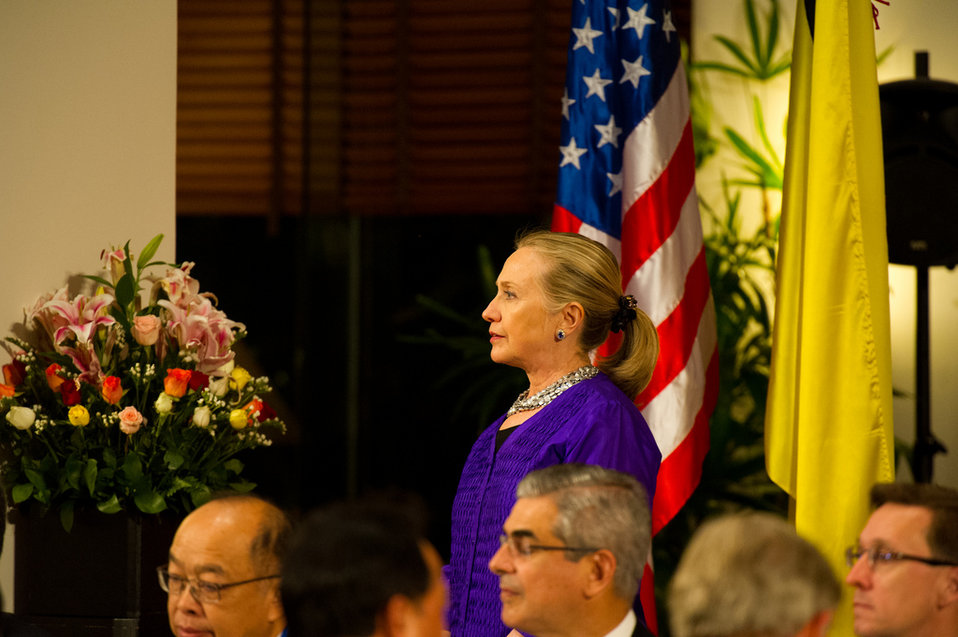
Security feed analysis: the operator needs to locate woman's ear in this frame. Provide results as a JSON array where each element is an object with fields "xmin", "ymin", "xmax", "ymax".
[{"xmin": 561, "ymin": 302, "xmax": 585, "ymax": 334}]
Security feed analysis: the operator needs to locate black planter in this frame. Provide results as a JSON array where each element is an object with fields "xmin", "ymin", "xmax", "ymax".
[{"xmin": 13, "ymin": 508, "xmax": 179, "ymax": 637}]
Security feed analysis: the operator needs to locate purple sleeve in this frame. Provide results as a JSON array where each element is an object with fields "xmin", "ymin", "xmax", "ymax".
[{"xmin": 562, "ymin": 397, "xmax": 660, "ymax": 504}]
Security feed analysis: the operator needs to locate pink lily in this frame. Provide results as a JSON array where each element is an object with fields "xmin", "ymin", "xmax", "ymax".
[{"xmin": 44, "ymin": 292, "xmax": 117, "ymax": 346}]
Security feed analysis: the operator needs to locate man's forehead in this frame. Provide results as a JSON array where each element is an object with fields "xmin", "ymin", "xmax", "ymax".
[
  {"xmin": 169, "ymin": 505, "xmax": 259, "ymax": 574},
  {"xmin": 504, "ymin": 495, "xmax": 559, "ymax": 536},
  {"xmin": 861, "ymin": 502, "xmax": 933, "ymax": 546}
]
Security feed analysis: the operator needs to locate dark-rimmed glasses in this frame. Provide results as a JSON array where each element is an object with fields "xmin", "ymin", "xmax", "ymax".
[
  {"xmin": 845, "ymin": 546, "xmax": 958, "ymax": 569},
  {"xmin": 498, "ymin": 533, "xmax": 599, "ymax": 558},
  {"xmin": 157, "ymin": 566, "xmax": 280, "ymax": 604}
]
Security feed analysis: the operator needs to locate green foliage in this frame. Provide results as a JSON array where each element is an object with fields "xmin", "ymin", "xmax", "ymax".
[{"xmin": 691, "ymin": 0, "xmax": 790, "ymax": 81}]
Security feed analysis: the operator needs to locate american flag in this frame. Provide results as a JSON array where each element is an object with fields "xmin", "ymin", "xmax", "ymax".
[{"xmin": 552, "ymin": 0, "xmax": 719, "ymax": 627}]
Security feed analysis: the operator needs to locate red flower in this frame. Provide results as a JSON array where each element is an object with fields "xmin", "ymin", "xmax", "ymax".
[
  {"xmin": 241, "ymin": 398, "xmax": 276, "ymax": 423},
  {"xmin": 258, "ymin": 401, "xmax": 276, "ymax": 422},
  {"xmin": 188, "ymin": 371, "xmax": 209, "ymax": 391},
  {"xmin": 163, "ymin": 368, "xmax": 192, "ymax": 398},
  {"xmin": 0, "ymin": 384, "xmax": 14, "ymax": 398},
  {"xmin": 45, "ymin": 364, "xmax": 66, "ymax": 391},
  {"xmin": 60, "ymin": 379, "xmax": 82, "ymax": 406},
  {"xmin": 101, "ymin": 376, "xmax": 123, "ymax": 405},
  {"xmin": 2, "ymin": 359, "xmax": 26, "ymax": 387}
]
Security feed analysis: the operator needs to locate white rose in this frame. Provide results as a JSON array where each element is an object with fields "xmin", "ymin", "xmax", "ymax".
[
  {"xmin": 192, "ymin": 406, "xmax": 211, "ymax": 428},
  {"xmin": 5, "ymin": 406, "xmax": 36, "ymax": 430},
  {"xmin": 154, "ymin": 392, "xmax": 174, "ymax": 414}
]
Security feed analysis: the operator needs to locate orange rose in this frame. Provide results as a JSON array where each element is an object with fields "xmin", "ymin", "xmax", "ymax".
[
  {"xmin": 163, "ymin": 368, "xmax": 192, "ymax": 398},
  {"xmin": 101, "ymin": 376, "xmax": 123, "ymax": 405},
  {"xmin": 45, "ymin": 364, "xmax": 66, "ymax": 391},
  {"xmin": 2, "ymin": 360, "xmax": 25, "ymax": 386},
  {"xmin": 0, "ymin": 384, "xmax": 14, "ymax": 398}
]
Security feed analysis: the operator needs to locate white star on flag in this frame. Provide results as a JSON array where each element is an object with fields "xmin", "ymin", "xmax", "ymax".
[
  {"xmin": 561, "ymin": 88, "xmax": 576, "ymax": 120},
  {"xmin": 662, "ymin": 10, "xmax": 677, "ymax": 42},
  {"xmin": 595, "ymin": 115, "xmax": 623, "ymax": 148},
  {"xmin": 607, "ymin": 7, "xmax": 620, "ymax": 29},
  {"xmin": 559, "ymin": 137, "xmax": 589, "ymax": 169},
  {"xmin": 572, "ymin": 18, "xmax": 603, "ymax": 54},
  {"xmin": 620, "ymin": 55, "xmax": 651, "ymax": 89},
  {"xmin": 583, "ymin": 68, "xmax": 613, "ymax": 101},
  {"xmin": 606, "ymin": 170, "xmax": 622, "ymax": 197},
  {"xmin": 621, "ymin": 4, "xmax": 656, "ymax": 38}
]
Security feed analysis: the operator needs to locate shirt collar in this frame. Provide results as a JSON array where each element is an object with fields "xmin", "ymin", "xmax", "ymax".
[{"xmin": 604, "ymin": 609, "xmax": 637, "ymax": 637}]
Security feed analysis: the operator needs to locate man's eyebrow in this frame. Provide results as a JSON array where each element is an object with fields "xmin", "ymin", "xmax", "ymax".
[
  {"xmin": 506, "ymin": 529, "xmax": 537, "ymax": 540},
  {"xmin": 167, "ymin": 553, "xmax": 227, "ymax": 577}
]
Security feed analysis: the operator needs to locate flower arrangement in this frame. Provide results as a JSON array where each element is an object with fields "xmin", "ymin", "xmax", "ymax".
[{"xmin": 0, "ymin": 234, "xmax": 285, "ymax": 529}]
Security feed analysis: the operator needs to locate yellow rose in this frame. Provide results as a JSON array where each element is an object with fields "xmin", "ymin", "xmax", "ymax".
[
  {"xmin": 230, "ymin": 367, "xmax": 252, "ymax": 392},
  {"xmin": 229, "ymin": 408, "xmax": 249, "ymax": 430},
  {"xmin": 68, "ymin": 405, "xmax": 90, "ymax": 427}
]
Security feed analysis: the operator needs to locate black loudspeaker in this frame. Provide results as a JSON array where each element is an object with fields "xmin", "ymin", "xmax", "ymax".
[
  {"xmin": 879, "ymin": 53, "xmax": 956, "ymax": 482},
  {"xmin": 880, "ymin": 74, "xmax": 958, "ymax": 268}
]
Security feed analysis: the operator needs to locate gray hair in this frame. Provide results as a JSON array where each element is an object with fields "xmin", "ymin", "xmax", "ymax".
[
  {"xmin": 516, "ymin": 463, "xmax": 650, "ymax": 600},
  {"xmin": 668, "ymin": 512, "xmax": 841, "ymax": 637}
]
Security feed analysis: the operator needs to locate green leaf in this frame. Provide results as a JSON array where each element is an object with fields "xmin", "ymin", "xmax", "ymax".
[
  {"xmin": 60, "ymin": 501, "xmax": 75, "ymax": 533},
  {"xmin": 228, "ymin": 480, "xmax": 256, "ymax": 493},
  {"xmin": 744, "ymin": 0, "xmax": 763, "ymax": 68},
  {"xmin": 11, "ymin": 483, "xmax": 34, "ymax": 503},
  {"xmin": 190, "ymin": 484, "xmax": 213, "ymax": 508},
  {"xmin": 689, "ymin": 61, "xmax": 754, "ymax": 79},
  {"xmin": 83, "ymin": 459, "xmax": 97, "ymax": 495},
  {"xmin": 114, "ymin": 274, "xmax": 136, "ymax": 312},
  {"xmin": 134, "ymin": 489, "xmax": 168, "ymax": 514},
  {"xmin": 713, "ymin": 36, "xmax": 757, "ymax": 75},
  {"xmin": 97, "ymin": 494, "xmax": 123, "ymax": 514},
  {"xmin": 64, "ymin": 456, "xmax": 84, "ymax": 490},
  {"xmin": 83, "ymin": 274, "xmax": 114, "ymax": 289},
  {"xmin": 24, "ymin": 468, "xmax": 46, "ymax": 491},
  {"xmin": 223, "ymin": 458, "xmax": 244, "ymax": 475},
  {"xmin": 164, "ymin": 450, "xmax": 185, "ymax": 470},
  {"xmin": 137, "ymin": 234, "xmax": 165, "ymax": 271}
]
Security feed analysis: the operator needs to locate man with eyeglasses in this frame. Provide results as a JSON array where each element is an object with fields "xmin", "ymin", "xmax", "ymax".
[
  {"xmin": 488, "ymin": 463, "xmax": 654, "ymax": 637},
  {"xmin": 846, "ymin": 482, "xmax": 958, "ymax": 637},
  {"xmin": 160, "ymin": 494, "xmax": 291, "ymax": 637}
]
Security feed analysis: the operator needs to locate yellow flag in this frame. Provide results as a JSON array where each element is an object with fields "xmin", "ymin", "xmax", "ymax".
[{"xmin": 765, "ymin": 1, "xmax": 895, "ymax": 635}]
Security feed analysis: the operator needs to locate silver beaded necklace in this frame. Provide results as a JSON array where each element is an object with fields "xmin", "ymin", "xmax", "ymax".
[{"xmin": 506, "ymin": 365, "xmax": 599, "ymax": 417}]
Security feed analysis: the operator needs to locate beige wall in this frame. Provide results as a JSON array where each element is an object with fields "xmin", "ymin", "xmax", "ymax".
[
  {"xmin": 0, "ymin": 0, "xmax": 177, "ymax": 610},
  {"xmin": 693, "ymin": 0, "xmax": 958, "ymax": 489}
]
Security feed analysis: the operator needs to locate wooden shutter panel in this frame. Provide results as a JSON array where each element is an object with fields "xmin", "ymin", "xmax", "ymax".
[{"xmin": 177, "ymin": 0, "xmax": 302, "ymax": 218}]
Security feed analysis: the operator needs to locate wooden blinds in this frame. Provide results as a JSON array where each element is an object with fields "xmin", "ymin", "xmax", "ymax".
[
  {"xmin": 177, "ymin": 0, "xmax": 303, "ymax": 217},
  {"xmin": 341, "ymin": 0, "xmax": 572, "ymax": 216},
  {"xmin": 177, "ymin": 1, "xmax": 690, "ymax": 217}
]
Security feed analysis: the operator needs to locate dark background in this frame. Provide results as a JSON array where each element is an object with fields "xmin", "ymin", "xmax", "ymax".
[{"xmin": 176, "ymin": 213, "xmax": 544, "ymax": 557}]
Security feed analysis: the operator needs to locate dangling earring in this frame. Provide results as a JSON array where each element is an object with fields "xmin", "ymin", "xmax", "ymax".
[{"xmin": 556, "ymin": 329, "xmax": 566, "ymax": 341}]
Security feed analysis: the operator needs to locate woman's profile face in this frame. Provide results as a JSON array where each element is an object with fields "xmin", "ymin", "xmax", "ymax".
[{"xmin": 481, "ymin": 247, "xmax": 559, "ymax": 371}]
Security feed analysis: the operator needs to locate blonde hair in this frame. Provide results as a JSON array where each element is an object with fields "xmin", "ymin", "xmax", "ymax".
[{"xmin": 515, "ymin": 230, "xmax": 658, "ymax": 400}]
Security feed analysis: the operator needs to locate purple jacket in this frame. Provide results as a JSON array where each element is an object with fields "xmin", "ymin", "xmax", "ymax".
[{"xmin": 446, "ymin": 373, "xmax": 661, "ymax": 637}]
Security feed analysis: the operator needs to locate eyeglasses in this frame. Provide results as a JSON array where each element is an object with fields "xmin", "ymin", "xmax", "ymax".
[
  {"xmin": 157, "ymin": 566, "xmax": 280, "ymax": 604},
  {"xmin": 845, "ymin": 546, "xmax": 958, "ymax": 569},
  {"xmin": 498, "ymin": 533, "xmax": 599, "ymax": 558}
]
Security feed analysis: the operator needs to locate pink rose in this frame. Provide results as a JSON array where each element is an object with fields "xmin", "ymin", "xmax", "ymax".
[
  {"xmin": 118, "ymin": 406, "xmax": 144, "ymax": 435},
  {"xmin": 132, "ymin": 315, "xmax": 162, "ymax": 346}
]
